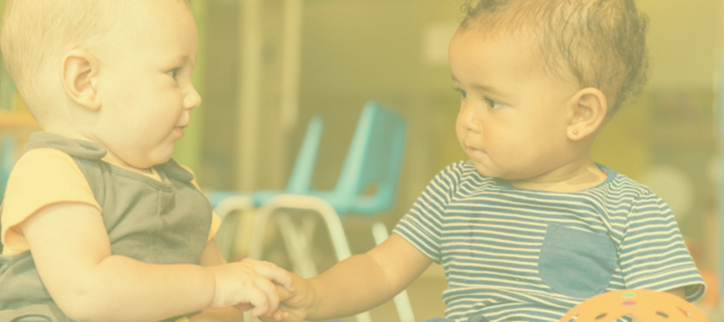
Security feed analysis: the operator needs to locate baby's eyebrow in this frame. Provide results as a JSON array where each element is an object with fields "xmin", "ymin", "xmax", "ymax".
[
  {"xmin": 171, "ymin": 54, "xmax": 196, "ymax": 67},
  {"xmin": 451, "ymin": 75, "xmax": 508, "ymax": 98}
]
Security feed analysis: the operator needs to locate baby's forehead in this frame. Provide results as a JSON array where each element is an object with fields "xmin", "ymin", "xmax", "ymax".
[
  {"xmin": 456, "ymin": 21, "xmax": 549, "ymax": 62},
  {"xmin": 464, "ymin": 9, "xmax": 549, "ymax": 39}
]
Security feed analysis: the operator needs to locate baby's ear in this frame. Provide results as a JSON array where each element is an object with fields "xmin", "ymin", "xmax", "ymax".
[
  {"xmin": 566, "ymin": 87, "xmax": 608, "ymax": 141},
  {"xmin": 60, "ymin": 49, "xmax": 101, "ymax": 111}
]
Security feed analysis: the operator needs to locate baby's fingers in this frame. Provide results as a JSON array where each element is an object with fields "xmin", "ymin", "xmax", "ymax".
[
  {"xmin": 258, "ymin": 310, "xmax": 289, "ymax": 322},
  {"xmin": 276, "ymin": 283, "xmax": 294, "ymax": 302},
  {"xmin": 253, "ymin": 260, "xmax": 295, "ymax": 292},
  {"xmin": 239, "ymin": 285, "xmax": 271, "ymax": 317},
  {"xmin": 253, "ymin": 277, "xmax": 281, "ymax": 316},
  {"xmin": 235, "ymin": 303, "xmax": 252, "ymax": 312},
  {"xmin": 273, "ymin": 309, "xmax": 289, "ymax": 321}
]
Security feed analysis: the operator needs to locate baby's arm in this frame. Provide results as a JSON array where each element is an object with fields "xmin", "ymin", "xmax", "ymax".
[
  {"xmin": 191, "ymin": 239, "xmax": 295, "ymax": 321},
  {"xmin": 665, "ymin": 287, "xmax": 686, "ymax": 298},
  {"xmin": 23, "ymin": 202, "xmax": 292, "ymax": 322},
  {"xmin": 189, "ymin": 240, "xmax": 243, "ymax": 322},
  {"xmin": 276, "ymin": 234, "xmax": 433, "ymax": 321}
]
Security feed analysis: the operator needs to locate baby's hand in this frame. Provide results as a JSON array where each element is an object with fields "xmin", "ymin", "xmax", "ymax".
[
  {"xmin": 208, "ymin": 258, "xmax": 294, "ymax": 318},
  {"xmin": 260, "ymin": 273, "xmax": 313, "ymax": 322}
]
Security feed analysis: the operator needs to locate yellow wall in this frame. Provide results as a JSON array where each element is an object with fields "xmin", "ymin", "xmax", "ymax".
[
  {"xmin": 593, "ymin": 0, "xmax": 720, "ymax": 178},
  {"xmin": 199, "ymin": 1, "xmax": 721, "ymax": 236},
  {"xmin": 294, "ymin": 1, "xmax": 721, "ymax": 222}
]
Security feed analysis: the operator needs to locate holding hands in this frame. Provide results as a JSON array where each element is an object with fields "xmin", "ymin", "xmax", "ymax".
[
  {"xmin": 208, "ymin": 258, "xmax": 296, "ymax": 319},
  {"xmin": 260, "ymin": 273, "xmax": 314, "ymax": 322}
]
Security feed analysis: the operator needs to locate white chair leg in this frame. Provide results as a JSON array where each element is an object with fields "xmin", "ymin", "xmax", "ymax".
[
  {"xmin": 249, "ymin": 202, "xmax": 319, "ymax": 278},
  {"xmin": 212, "ymin": 195, "xmax": 254, "ymax": 261},
  {"xmin": 372, "ymin": 222, "xmax": 416, "ymax": 322},
  {"xmin": 309, "ymin": 199, "xmax": 371, "ymax": 322},
  {"xmin": 252, "ymin": 195, "xmax": 355, "ymax": 261},
  {"xmin": 248, "ymin": 201, "xmax": 274, "ymax": 260},
  {"xmin": 275, "ymin": 212, "xmax": 318, "ymax": 277},
  {"xmin": 249, "ymin": 195, "xmax": 372, "ymax": 322}
]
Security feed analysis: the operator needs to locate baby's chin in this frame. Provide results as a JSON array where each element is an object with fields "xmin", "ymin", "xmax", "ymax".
[
  {"xmin": 124, "ymin": 154, "xmax": 173, "ymax": 172},
  {"xmin": 470, "ymin": 162, "xmax": 522, "ymax": 182},
  {"xmin": 470, "ymin": 161, "xmax": 497, "ymax": 178},
  {"xmin": 145, "ymin": 147, "xmax": 177, "ymax": 166}
]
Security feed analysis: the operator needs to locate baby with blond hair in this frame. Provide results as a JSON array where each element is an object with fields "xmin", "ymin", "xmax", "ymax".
[{"xmin": 0, "ymin": 1, "xmax": 293, "ymax": 321}]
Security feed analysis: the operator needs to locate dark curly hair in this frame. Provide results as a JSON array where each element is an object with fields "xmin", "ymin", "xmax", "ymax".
[{"xmin": 460, "ymin": 0, "xmax": 649, "ymax": 114}]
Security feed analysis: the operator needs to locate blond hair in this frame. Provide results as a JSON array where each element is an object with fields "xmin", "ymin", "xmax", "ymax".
[{"xmin": 1, "ymin": 0, "xmax": 121, "ymax": 109}]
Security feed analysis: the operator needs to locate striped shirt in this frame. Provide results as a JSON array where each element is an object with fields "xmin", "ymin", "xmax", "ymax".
[{"xmin": 393, "ymin": 161, "xmax": 705, "ymax": 322}]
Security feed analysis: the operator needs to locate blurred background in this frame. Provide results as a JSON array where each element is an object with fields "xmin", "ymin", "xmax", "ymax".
[{"xmin": 1, "ymin": 0, "xmax": 722, "ymax": 320}]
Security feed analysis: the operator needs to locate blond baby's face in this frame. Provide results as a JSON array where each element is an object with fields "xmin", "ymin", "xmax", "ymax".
[
  {"xmin": 450, "ymin": 28, "xmax": 580, "ymax": 183},
  {"xmin": 92, "ymin": 0, "xmax": 200, "ymax": 171}
]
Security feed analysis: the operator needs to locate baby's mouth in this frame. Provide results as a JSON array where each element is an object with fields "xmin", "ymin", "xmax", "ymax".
[{"xmin": 465, "ymin": 145, "xmax": 487, "ymax": 156}]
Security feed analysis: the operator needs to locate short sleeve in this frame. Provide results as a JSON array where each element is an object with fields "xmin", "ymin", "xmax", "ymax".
[
  {"xmin": 393, "ymin": 162, "xmax": 464, "ymax": 263},
  {"xmin": 1, "ymin": 148, "xmax": 101, "ymax": 254},
  {"xmin": 208, "ymin": 212, "xmax": 222, "ymax": 242},
  {"xmin": 618, "ymin": 191, "xmax": 706, "ymax": 301},
  {"xmin": 177, "ymin": 164, "xmax": 221, "ymax": 241}
]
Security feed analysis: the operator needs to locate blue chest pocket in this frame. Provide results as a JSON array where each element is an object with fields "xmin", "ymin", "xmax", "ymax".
[{"xmin": 538, "ymin": 224, "xmax": 616, "ymax": 299}]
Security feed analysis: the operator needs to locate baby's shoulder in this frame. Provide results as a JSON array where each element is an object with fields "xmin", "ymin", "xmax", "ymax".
[
  {"xmin": 434, "ymin": 160, "xmax": 490, "ymax": 185},
  {"xmin": 439, "ymin": 160, "xmax": 484, "ymax": 179},
  {"xmin": 14, "ymin": 147, "xmax": 78, "ymax": 173},
  {"xmin": 603, "ymin": 170, "xmax": 656, "ymax": 199}
]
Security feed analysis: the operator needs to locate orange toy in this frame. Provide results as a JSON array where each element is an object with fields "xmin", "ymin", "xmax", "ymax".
[{"xmin": 560, "ymin": 289, "xmax": 709, "ymax": 322}]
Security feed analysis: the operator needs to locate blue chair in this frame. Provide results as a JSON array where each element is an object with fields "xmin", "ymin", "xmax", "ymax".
[
  {"xmin": 0, "ymin": 135, "xmax": 14, "ymax": 203},
  {"xmin": 247, "ymin": 101, "xmax": 412, "ymax": 322},
  {"xmin": 209, "ymin": 115, "xmax": 324, "ymax": 208},
  {"xmin": 0, "ymin": 135, "xmax": 17, "ymax": 254}
]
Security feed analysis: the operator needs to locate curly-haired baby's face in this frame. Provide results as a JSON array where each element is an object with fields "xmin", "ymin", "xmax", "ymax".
[{"xmin": 449, "ymin": 28, "xmax": 584, "ymax": 184}]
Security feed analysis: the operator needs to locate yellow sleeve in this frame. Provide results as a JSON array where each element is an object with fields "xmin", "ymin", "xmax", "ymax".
[
  {"xmin": 177, "ymin": 164, "xmax": 221, "ymax": 241},
  {"xmin": 1, "ymin": 148, "xmax": 101, "ymax": 255}
]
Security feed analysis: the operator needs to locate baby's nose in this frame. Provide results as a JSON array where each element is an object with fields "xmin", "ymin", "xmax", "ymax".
[
  {"xmin": 460, "ymin": 107, "xmax": 482, "ymax": 133},
  {"xmin": 185, "ymin": 87, "xmax": 202, "ymax": 110}
]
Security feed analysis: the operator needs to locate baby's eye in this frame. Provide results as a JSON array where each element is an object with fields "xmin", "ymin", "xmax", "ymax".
[
  {"xmin": 484, "ymin": 97, "xmax": 504, "ymax": 109},
  {"xmin": 452, "ymin": 87, "xmax": 467, "ymax": 99},
  {"xmin": 166, "ymin": 68, "xmax": 180, "ymax": 80}
]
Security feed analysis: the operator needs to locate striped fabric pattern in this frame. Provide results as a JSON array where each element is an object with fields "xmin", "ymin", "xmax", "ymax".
[{"xmin": 393, "ymin": 161, "xmax": 705, "ymax": 322}]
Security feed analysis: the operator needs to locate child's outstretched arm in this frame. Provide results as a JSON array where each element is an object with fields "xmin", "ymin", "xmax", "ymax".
[
  {"xmin": 271, "ymin": 233, "xmax": 433, "ymax": 321},
  {"xmin": 22, "ymin": 202, "xmax": 294, "ymax": 322}
]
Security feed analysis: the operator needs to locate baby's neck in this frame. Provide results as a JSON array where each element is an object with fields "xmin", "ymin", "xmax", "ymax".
[
  {"xmin": 501, "ymin": 162, "xmax": 608, "ymax": 193},
  {"xmin": 101, "ymin": 155, "xmax": 161, "ymax": 181}
]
